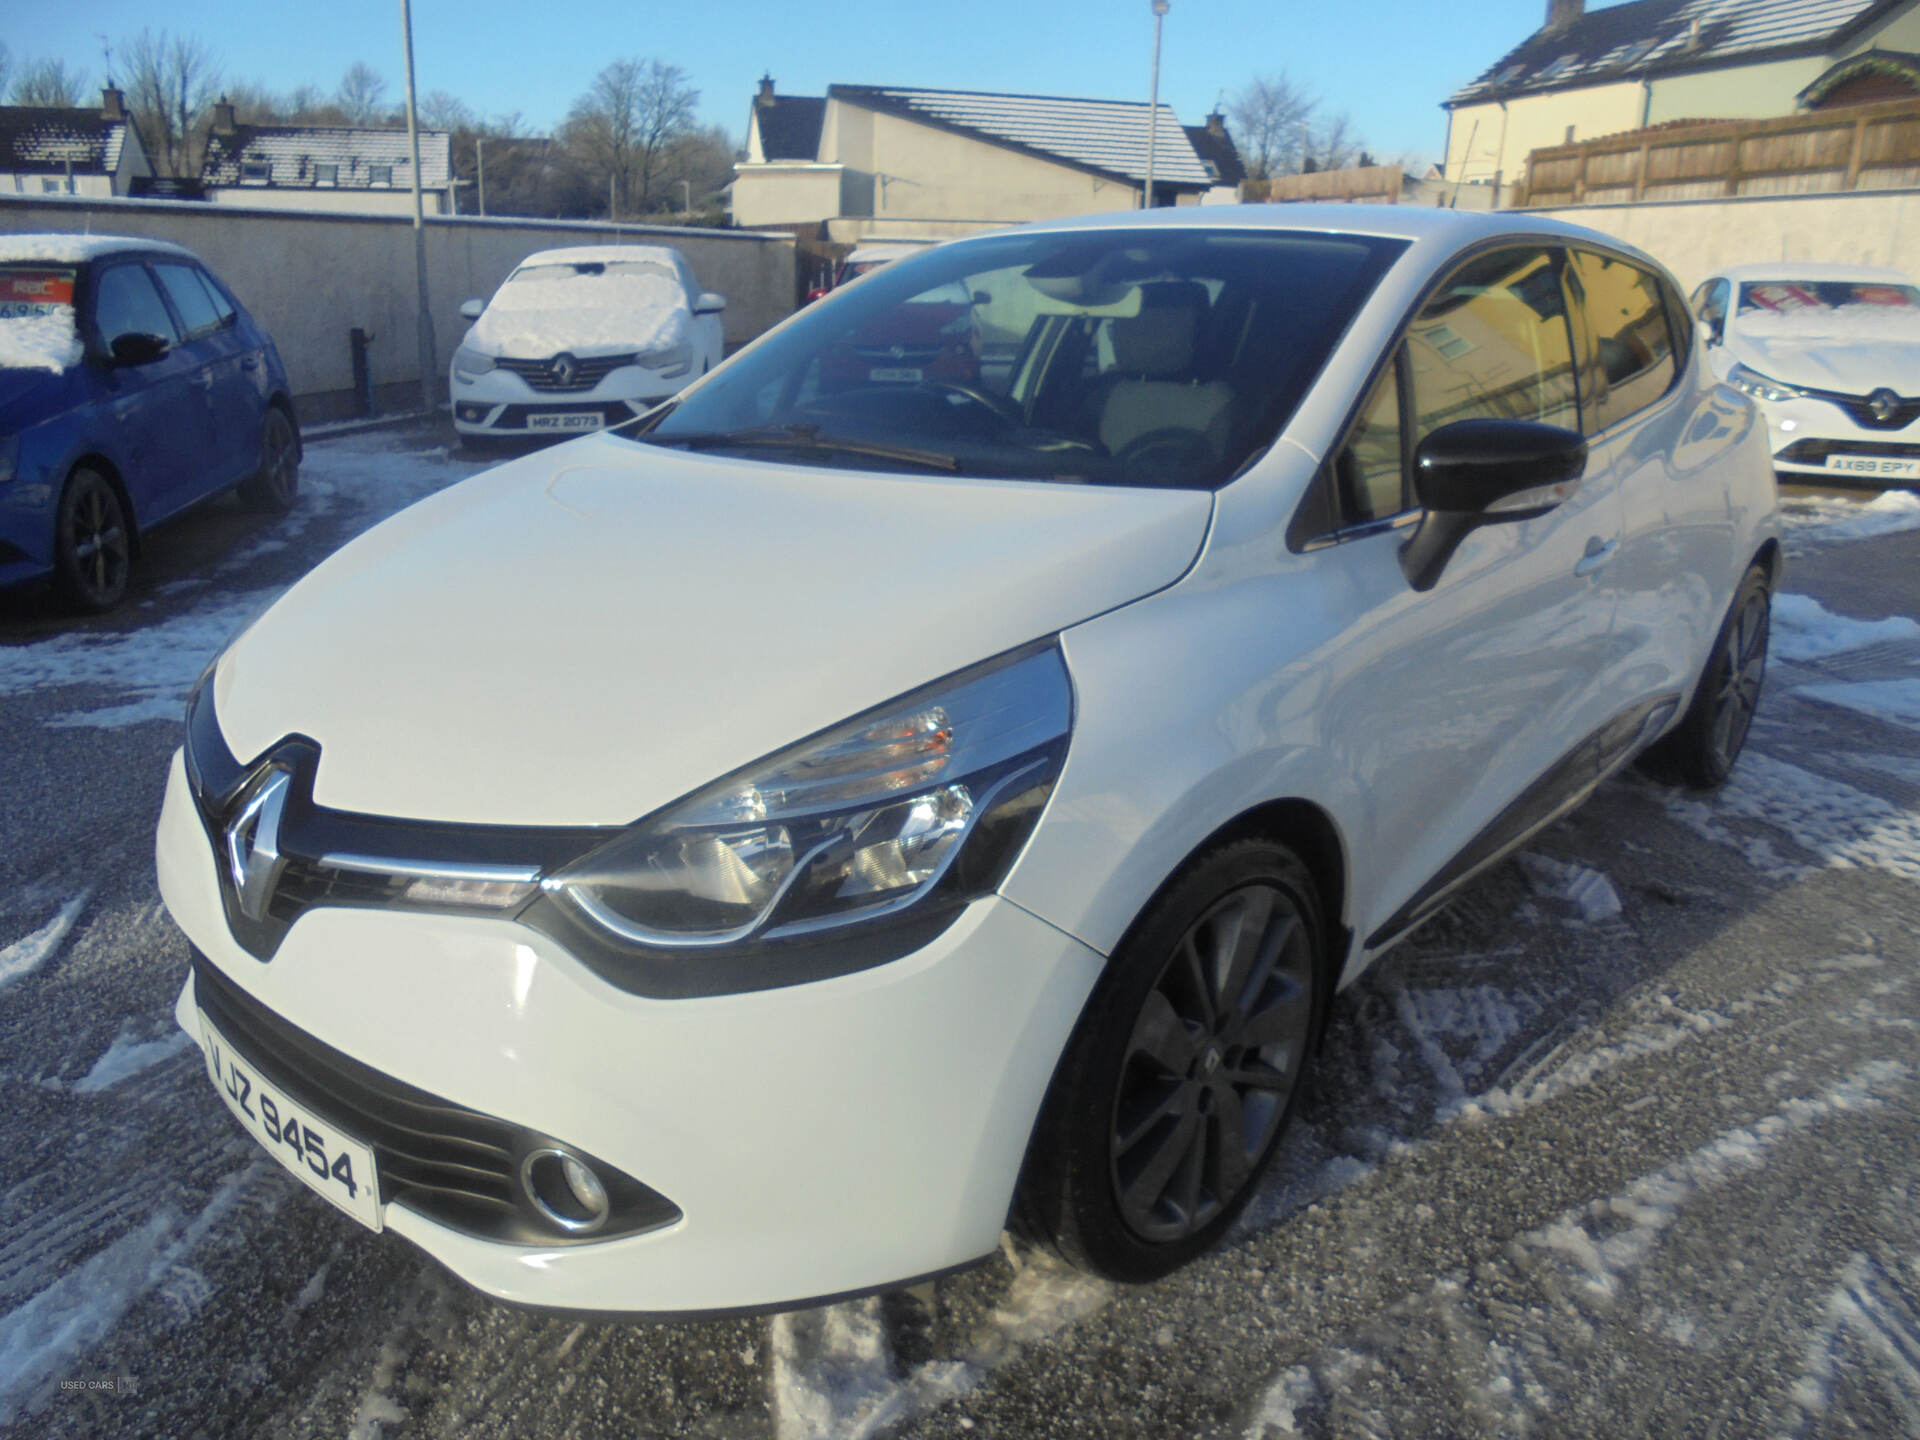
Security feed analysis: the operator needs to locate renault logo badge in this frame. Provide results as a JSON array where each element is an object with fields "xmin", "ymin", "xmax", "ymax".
[
  {"xmin": 1869, "ymin": 387, "xmax": 1901, "ymax": 423},
  {"xmin": 552, "ymin": 353, "xmax": 579, "ymax": 386},
  {"xmin": 226, "ymin": 768, "xmax": 292, "ymax": 923}
]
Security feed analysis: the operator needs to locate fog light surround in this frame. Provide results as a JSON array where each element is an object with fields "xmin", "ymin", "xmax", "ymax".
[{"xmin": 521, "ymin": 1148, "xmax": 611, "ymax": 1234}]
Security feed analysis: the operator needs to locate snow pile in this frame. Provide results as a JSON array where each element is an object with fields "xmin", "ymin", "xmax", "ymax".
[
  {"xmin": 0, "ymin": 892, "xmax": 91, "ymax": 990},
  {"xmin": 72, "ymin": 1029, "xmax": 193, "ymax": 1093},
  {"xmin": 1799, "ymin": 678, "xmax": 1920, "ymax": 730},
  {"xmin": 1770, "ymin": 593, "xmax": 1920, "ymax": 661},
  {"xmin": 1663, "ymin": 751, "xmax": 1920, "ymax": 881},
  {"xmin": 1518, "ymin": 851, "xmax": 1622, "ymax": 923},
  {"xmin": 768, "ymin": 1299, "xmax": 971, "ymax": 1440},
  {"xmin": 468, "ymin": 267, "xmax": 690, "ymax": 359},
  {"xmin": 1806, "ymin": 489, "xmax": 1920, "ymax": 543},
  {"xmin": 0, "ymin": 308, "xmax": 81, "ymax": 373}
]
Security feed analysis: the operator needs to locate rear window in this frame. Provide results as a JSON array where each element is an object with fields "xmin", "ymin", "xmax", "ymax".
[{"xmin": 0, "ymin": 266, "xmax": 81, "ymax": 373}]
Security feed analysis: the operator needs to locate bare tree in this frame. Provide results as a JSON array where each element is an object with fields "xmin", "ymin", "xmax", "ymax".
[
  {"xmin": 15, "ymin": 58, "xmax": 88, "ymax": 108},
  {"xmin": 658, "ymin": 123, "xmax": 737, "ymax": 215},
  {"xmin": 561, "ymin": 58, "xmax": 698, "ymax": 216},
  {"xmin": 1226, "ymin": 73, "xmax": 1315, "ymax": 181},
  {"xmin": 122, "ymin": 30, "xmax": 219, "ymax": 176},
  {"xmin": 420, "ymin": 89, "xmax": 475, "ymax": 134},
  {"xmin": 1307, "ymin": 112, "xmax": 1366, "ymax": 172},
  {"xmin": 0, "ymin": 43, "xmax": 13, "ymax": 101},
  {"xmin": 336, "ymin": 61, "xmax": 388, "ymax": 125}
]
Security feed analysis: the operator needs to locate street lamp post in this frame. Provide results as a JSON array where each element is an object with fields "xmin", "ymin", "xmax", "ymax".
[
  {"xmin": 1144, "ymin": 0, "xmax": 1169, "ymax": 209},
  {"xmin": 399, "ymin": 0, "xmax": 436, "ymax": 412}
]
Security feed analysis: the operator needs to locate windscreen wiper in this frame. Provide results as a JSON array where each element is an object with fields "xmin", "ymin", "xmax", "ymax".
[{"xmin": 649, "ymin": 424, "xmax": 960, "ymax": 472}]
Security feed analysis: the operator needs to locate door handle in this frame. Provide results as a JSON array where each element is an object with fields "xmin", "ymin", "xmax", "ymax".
[
  {"xmin": 1574, "ymin": 537, "xmax": 1618, "ymax": 577},
  {"xmin": 241, "ymin": 354, "xmax": 260, "ymax": 371}
]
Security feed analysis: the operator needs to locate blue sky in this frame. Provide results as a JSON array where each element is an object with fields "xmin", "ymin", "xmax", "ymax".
[{"xmin": 22, "ymin": 0, "xmax": 1555, "ymax": 166}]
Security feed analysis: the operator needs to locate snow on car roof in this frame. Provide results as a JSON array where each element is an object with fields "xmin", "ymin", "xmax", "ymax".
[
  {"xmin": 1713, "ymin": 261, "xmax": 1916, "ymax": 285},
  {"xmin": 0, "ymin": 232, "xmax": 199, "ymax": 265},
  {"xmin": 512, "ymin": 244, "xmax": 688, "ymax": 273},
  {"xmin": 846, "ymin": 242, "xmax": 934, "ymax": 265}
]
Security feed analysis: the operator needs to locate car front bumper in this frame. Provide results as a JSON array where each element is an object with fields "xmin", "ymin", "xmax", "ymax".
[
  {"xmin": 1756, "ymin": 393, "xmax": 1920, "ymax": 482},
  {"xmin": 156, "ymin": 750, "xmax": 1105, "ymax": 1314},
  {"xmin": 449, "ymin": 366, "xmax": 682, "ymax": 437}
]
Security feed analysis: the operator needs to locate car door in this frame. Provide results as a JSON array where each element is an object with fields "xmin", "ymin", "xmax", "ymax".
[
  {"xmin": 1586, "ymin": 249, "xmax": 1743, "ymax": 719},
  {"xmin": 1295, "ymin": 244, "xmax": 1629, "ymax": 947},
  {"xmin": 86, "ymin": 260, "xmax": 204, "ymax": 524},
  {"xmin": 153, "ymin": 260, "xmax": 261, "ymax": 492}
]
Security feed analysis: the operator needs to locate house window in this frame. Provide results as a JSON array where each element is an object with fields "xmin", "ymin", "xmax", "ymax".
[
  {"xmin": 314, "ymin": 163, "xmax": 339, "ymax": 186},
  {"xmin": 241, "ymin": 161, "xmax": 271, "ymax": 184},
  {"xmin": 369, "ymin": 164, "xmax": 393, "ymax": 185},
  {"xmin": 41, "ymin": 176, "xmax": 73, "ymax": 194}
]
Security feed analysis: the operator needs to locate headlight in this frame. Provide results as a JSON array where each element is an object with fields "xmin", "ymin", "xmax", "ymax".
[
  {"xmin": 452, "ymin": 346, "xmax": 495, "ymax": 381},
  {"xmin": 1727, "ymin": 363, "xmax": 1803, "ymax": 403},
  {"xmin": 637, "ymin": 343, "xmax": 690, "ymax": 379},
  {"xmin": 543, "ymin": 643, "xmax": 1072, "ymax": 949}
]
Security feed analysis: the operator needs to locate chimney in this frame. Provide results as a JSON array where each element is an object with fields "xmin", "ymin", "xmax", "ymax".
[
  {"xmin": 1207, "ymin": 110, "xmax": 1226, "ymax": 137},
  {"xmin": 1544, "ymin": 0, "xmax": 1583, "ymax": 30},
  {"xmin": 756, "ymin": 74, "xmax": 777, "ymax": 108},
  {"xmin": 101, "ymin": 85, "xmax": 126, "ymax": 120},
  {"xmin": 211, "ymin": 96, "xmax": 237, "ymax": 134}
]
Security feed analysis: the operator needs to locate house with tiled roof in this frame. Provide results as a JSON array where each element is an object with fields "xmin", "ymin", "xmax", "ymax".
[
  {"xmin": 1444, "ymin": 0, "xmax": 1920, "ymax": 191},
  {"xmin": 0, "ymin": 88, "xmax": 151, "ymax": 198},
  {"xmin": 734, "ymin": 77, "xmax": 1241, "ymax": 240},
  {"xmin": 199, "ymin": 101, "xmax": 453, "ymax": 215}
]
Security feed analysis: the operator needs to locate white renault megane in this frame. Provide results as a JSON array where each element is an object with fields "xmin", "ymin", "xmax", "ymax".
[{"xmin": 158, "ymin": 206, "xmax": 1779, "ymax": 1315}]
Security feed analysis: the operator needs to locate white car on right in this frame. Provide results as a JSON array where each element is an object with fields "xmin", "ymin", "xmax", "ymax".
[{"xmin": 1693, "ymin": 262, "xmax": 1920, "ymax": 485}]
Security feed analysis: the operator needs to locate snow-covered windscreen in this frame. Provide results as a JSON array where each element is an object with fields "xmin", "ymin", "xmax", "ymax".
[
  {"xmin": 470, "ymin": 259, "xmax": 691, "ymax": 360},
  {"xmin": 0, "ymin": 267, "xmax": 82, "ymax": 373},
  {"xmin": 1737, "ymin": 281, "xmax": 1920, "ymax": 338}
]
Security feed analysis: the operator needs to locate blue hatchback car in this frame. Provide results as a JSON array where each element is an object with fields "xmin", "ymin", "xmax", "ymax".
[{"xmin": 0, "ymin": 234, "xmax": 300, "ymax": 611}]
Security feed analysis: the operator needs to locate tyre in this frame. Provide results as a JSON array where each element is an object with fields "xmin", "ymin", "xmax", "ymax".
[
  {"xmin": 53, "ymin": 466, "xmax": 132, "ymax": 613},
  {"xmin": 238, "ymin": 407, "xmax": 299, "ymax": 513},
  {"xmin": 1638, "ymin": 564, "xmax": 1771, "ymax": 790},
  {"xmin": 1015, "ymin": 838, "xmax": 1326, "ymax": 1281}
]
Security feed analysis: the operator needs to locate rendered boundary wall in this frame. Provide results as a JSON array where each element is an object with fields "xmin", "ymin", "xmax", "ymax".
[
  {"xmin": 0, "ymin": 194, "xmax": 797, "ymax": 422},
  {"xmin": 1525, "ymin": 187, "xmax": 1920, "ymax": 293}
]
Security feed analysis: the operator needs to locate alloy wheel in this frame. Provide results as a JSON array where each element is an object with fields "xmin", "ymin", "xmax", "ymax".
[
  {"xmin": 1108, "ymin": 881, "xmax": 1316, "ymax": 1243},
  {"xmin": 1710, "ymin": 590, "xmax": 1768, "ymax": 771},
  {"xmin": 63, "ymin": 472, "xmax": 130, "ymax": 609}
]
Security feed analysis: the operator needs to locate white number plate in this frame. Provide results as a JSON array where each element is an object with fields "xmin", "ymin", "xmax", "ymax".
[
  {"xmin": 198, "ymin": 1010, "xmax": 382, "ymax": 1231},
  {"xmin": 1824, "ymin": 454, "xmax": 1920, "ymax": 478},
  {"xmin": 869, "ymin": 367, "xmax": 923, "ymax": 383},
  {"xmin": 527, "ymin": 412, "xmax": 603, "ymax": 431},
  {"xmin": 0, "ymin": 300, "xmax": 62, "ymax": 319}
]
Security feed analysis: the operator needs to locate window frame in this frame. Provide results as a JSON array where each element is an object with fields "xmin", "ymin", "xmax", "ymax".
[
  {"xmin": 151, "ymin": 261, "xmax": 229, "ymax": 341},
  {"xmin": 1290, "ymin": 238, "xmax": 1589, "ymax": 551},
  {"xmin": 86, "ymin": 259, "xmax": 183, "ymax": 354},
  {"xmin": 1565, "ymin": 245, "xmax": 1687, "ymax": 439}
]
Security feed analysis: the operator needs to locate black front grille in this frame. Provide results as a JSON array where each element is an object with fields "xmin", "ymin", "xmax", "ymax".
[
  {"xmin": 1777, "ymin": 438, "xmax": 1920, "ymax": 464},
  {"xmin": 192, "ymin": 950, "xmax": 680, "ymax": 1244},
  {"xmin": 1801, "ymin": 386, "xmax": 1920, "ymax": 431},
  {"xmin": 495, "ymin": 354, "xmax": 636, "ymax": 392},
  {"xmin": 851, "ymin": 344, "xmax": 942, "ymax": 365}
]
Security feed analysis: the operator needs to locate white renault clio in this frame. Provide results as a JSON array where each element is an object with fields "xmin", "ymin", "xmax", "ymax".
[{"xmin": 159, "ymin": 207, "xmax": 1779, "ymax": 1315}]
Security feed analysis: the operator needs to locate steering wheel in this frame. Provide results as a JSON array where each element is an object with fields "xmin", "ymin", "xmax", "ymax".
[
  {"xmin": 1115, "ymin": 427, "xmax": 1216, "ymax": 481},
  {"xmin": 923, "ymin": 380, "xmax": 1024, "ymax": 428}
]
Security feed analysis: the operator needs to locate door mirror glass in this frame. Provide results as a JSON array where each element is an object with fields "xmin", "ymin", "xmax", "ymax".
[
  {"xmin": 110, "ymin": 331, "xmax": 171, "ymax": 366},
  {"xmin": 459, "ymin": 298, "xmax": 486, "ymax": 321},
  {"xmin": 694, "ymin": 291, "xmax": 726, "ymax": 315},
  {"xmin": 1400, "ymin": 418, "xmax": 1587, "ymax": 591}
]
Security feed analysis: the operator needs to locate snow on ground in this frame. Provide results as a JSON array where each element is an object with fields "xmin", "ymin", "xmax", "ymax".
[
  {"xmin": 0, "ymin": 891, "xmax": 90, "ymax": 990},
  {"xmin": 1800, "ymin": 489, "xmax": 1920, "ymax": 543},
  {"xmin": 1517, "ymin": 851, "xmax": 1622, "ymax": 923},
  {"xmin": 0, "ymin": 433, "xmax": 484, "ymax": 730},
  {"xmin": 1784, "ymin": 1250, "xmax": 1920, "ymax": 1425},
  {"xmin": 1799, "ymin": 677, "xmax": 1920, "ymax": 730},
  {"xmin": 0, "ymin": 1163, "xmax": 262, "ymax": 1426},
  {"xmin": 1239, "ymin": 1059, "xmax": 1911, "ymax": 1440},
  {"xmin": 70, "ymin": 1028, "xmax": 194, "ymax": 1094},
  {"xmin": 1770, "ymin": 592, "xmax": 1920, "ymax": 662}
]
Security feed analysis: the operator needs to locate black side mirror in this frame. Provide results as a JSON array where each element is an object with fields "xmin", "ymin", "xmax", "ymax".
[
  {"xmin": 972, "ymin": 290, "xmax": 992, "ymax": 306},
  {"xmin": 1399, "ymin": 418, "xmax": 1587, "ymax": 592},
  {"xmin": 110, "ymin": 332, "xmax": 170, "ymax": 366}
]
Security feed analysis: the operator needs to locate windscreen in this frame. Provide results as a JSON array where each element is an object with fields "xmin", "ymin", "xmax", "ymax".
[
  {"xmin": 642, "ymin": 228, "xmax": 1406, "ymax": 489},
  {"xmin": 1736, "ymin": 280, "xmax": 1920, "ymax": 339},
  {"xmin": 0, "ymin": 266, "xmax": 81, "ymax": 373}
]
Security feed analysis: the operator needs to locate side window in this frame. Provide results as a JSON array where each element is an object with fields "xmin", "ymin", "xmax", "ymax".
[
  {"xmin": 1331, "ymin": 354, "xmax": 1407, "ymax": 524},
  {"xmin": 1693, "ymin": 278, "xmax": 1729, "ymax": 343},
  {"xmin": 1569, "ymin": 249, "xmax": 1675, "ymax": 433},
  {"xmin": 1406, "ymin": 246, "xmax": 1579, "ymax": 439},
  {"xmin": 92, "ymin": 264, "xmax": 179, "ymax": 348},
  {"xmin": 153, "ymin": 263, "xmax": 224, "ymax": 338}
]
